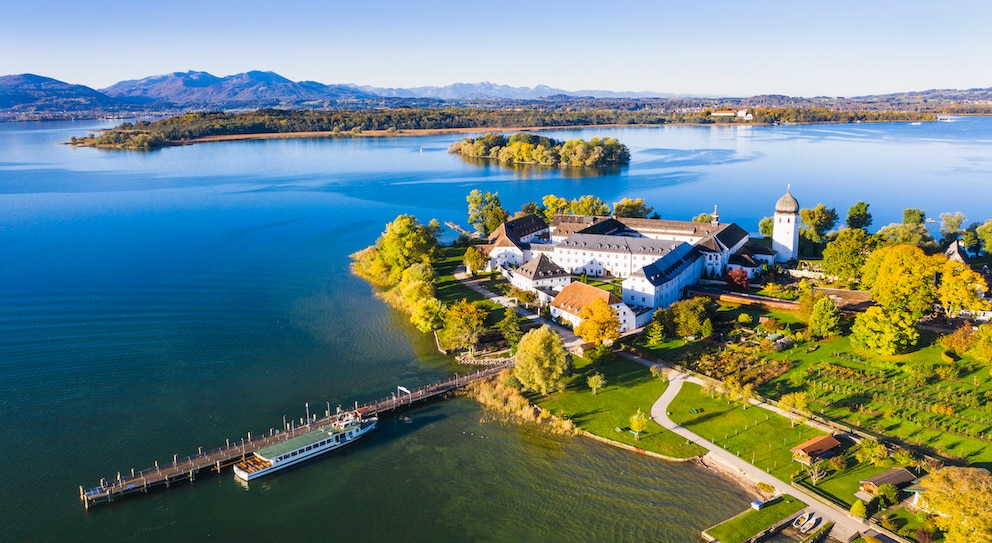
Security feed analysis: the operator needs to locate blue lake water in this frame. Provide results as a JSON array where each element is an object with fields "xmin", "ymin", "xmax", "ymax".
[{"xmin": 1, "ymin": 118, "xmax": 991, "ymax": 542}]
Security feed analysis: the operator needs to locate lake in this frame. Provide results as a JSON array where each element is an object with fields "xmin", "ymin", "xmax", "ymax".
[{"xmin": 1, "ymin": 118, "xmax": 990, "ymax": 542}]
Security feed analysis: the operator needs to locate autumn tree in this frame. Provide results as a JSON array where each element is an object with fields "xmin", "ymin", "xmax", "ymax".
[
  {"xmin": 779, "ymin": 391, "xmax": 810, "ymax": 427},
  {"xmin": 498, "ymin": 309, "xmax": 524, "ymax": 353},
  {"xmin": 629, "ymin": 408, "xmax": 648, "ymax": 440},
  {"xmin": 570, "ymin": 195, "xmax": 610, "ymax": 216},
  {"xmin": 513, "ymin": 325, "xmax": 570, "ymax": 395},
  {"xmin": 644, "ymin": 319, "xmax": 668, "ymax": 347},
  {"xmin": 726, "ymin": 268, "xmax": 749, "ymax": 291},
  {"xmin": 807, "ymin": 298, "xmax": 841, "ymax": 339},
  {"xmin": 612, "ymin": 197, "xmax": 653, "ymax": 218},
  {"xmin": 575, "ymin": 298, "xmax": 621, "ymax": 345},
  {"xmin": 875, "ymin": 222, "xmax": 938, "ymax": 250},
  {"xmin": 800, "ymin": 204, "xmax": 839, "ymax": 243},
  {"xmin": 463, "ymin": 246, "xmax": 488, "ymax": 276},
  {"xmin": 861, "ymin": 244, "xmax": 940, "ymax": 319},
  {"xmin": 467, "ymin": 189, "xmax": 509, "ymax": 236},
  {"xmin": 851, "ymin": 306, "xmax": 919, "ymax": 355},
  {"xmin": 920, "ymin": 467, "xmax": 992, "ymax": 543},
  {"xmin": 855, "ymin": 438, "xmax": 889, "ymax": 466},
  {"xmin": 822, "ymin": 227, "xmax": 877, "ymax": 284},
  {"xmin": 938, "ymin": 259, "xmax": 990, "ymax": 316},
  {"xmin": 671, "ymin": 297, "xmax": 713, "ymax": 337},
  {"xmin": 876, "ymin": 483, "xmax": 899, "ymax": 507},
  {"xmin": 759, "ymin": 217, "xmax": 774, "ymax": 238},
  {"xmin": 846, "ymin": 201, "xmax": 873, "ymax": 230},
  {"xmin": 352, "ymin": 214, "xmax": 440, "ymax": 286},
  {"xmin": 410, "ymin": 298, "xmax": 446, "ymax": 333},
  {"xmin": 442, "ymin": 299, "xmax": 489, "ymax": 355},
  {"xmin": 586, "ymin": 372, "xmax": 607, "ymax": 395},
  {"xmin": 972, "ymin": 324, "xmax": 992, "ymax": 364},
  {"xmin": 693, "ymin": 212, "xmax": 713, "ymax": 223},
  {"xmin": 541, "ymin": 194, "xmax": 570, "ymax": 223}
]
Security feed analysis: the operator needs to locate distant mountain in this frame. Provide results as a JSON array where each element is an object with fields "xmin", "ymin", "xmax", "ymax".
[
  {"xmin": 0, "ymin": 73, "xmax": 125, "ymax": 113},
  {"xmin": 102, "ymin": 70, "xmax": 376, "ymax": 105},
  {"xmin": 357, "ymin": 81, "xmax": 673, "ymax": 100}
]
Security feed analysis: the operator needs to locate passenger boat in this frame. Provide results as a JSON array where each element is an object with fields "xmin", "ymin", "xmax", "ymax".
[
  {"xmin": 792, "ymin": 511, "xmax": 811, "ymax": 529},
  {"xmin": 800, "ymin": 515, "xmax": 820, "ymax": 534},
  {"xmin": 233, "ymin": 413, "xmax": 377, "ymax": 481}
]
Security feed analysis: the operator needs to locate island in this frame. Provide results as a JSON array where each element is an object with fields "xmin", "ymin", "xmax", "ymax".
[{"xmin": 448, "ymin": 132, "xmax": 630, "ymax": 167}]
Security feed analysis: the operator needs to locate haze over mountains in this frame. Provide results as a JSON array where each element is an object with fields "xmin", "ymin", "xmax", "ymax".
[{"xmin": 1, "ymin": 69, "xmax": 990, "ymax": 120}]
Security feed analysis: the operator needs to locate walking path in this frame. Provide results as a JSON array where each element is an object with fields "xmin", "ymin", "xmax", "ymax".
[{"xmin": 619, "ymin": 351, "xmax": 880, "ymax": 542}]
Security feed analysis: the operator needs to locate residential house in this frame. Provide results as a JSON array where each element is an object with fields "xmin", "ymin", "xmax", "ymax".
[
  {"xmin": 550, "ymin": 281, "xmax": 636, "ymax": 333},
  {"xmin": 790, "ymin": 435, "xmax": 842, "ymax": 465},
  {"xmin": 507, "ymin": 254, "xmax": 570, "ymax": 305}
]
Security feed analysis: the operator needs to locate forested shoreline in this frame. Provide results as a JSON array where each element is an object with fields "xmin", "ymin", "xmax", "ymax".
[{"xmin": 73, "ymin": 107, "xmax": 936, "ymax": 150}]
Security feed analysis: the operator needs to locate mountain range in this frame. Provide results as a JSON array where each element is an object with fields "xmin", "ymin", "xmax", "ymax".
[{"xmin": 2, "ymin": 70, "xmax": 991, "ymax": 120}]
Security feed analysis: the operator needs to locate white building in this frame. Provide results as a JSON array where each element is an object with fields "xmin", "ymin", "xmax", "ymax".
[
  {"xmin": 621, "ymin": 243, "xmax": 704, "ymax": 310},
  {"xmin": 551, "ymin": 234, "xmax": 682, "ymax": 278},
  {"xmin": 550, "ymin": 281, "xmax": 636, "ymax": 333},
  {"xmin": 480, "ymin": 214, "xmax": 549, "ymax": 269},
  {"xmin": 507, "ymin": 254, "xmax": 571, "ymax": 304},
  {"xmin": 772, "ymin": 187, "xmax": 800, "ymax": 263}
]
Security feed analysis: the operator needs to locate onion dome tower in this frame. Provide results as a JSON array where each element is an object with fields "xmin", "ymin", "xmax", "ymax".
[{"xmin": 772, "ymin": 186, "xmax": 800, "ymax": 263}]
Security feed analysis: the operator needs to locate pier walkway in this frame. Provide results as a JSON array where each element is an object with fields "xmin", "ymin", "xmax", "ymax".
[{"xmin": 80, "ymin": 363, "xmax": 511, "ymax": 509}]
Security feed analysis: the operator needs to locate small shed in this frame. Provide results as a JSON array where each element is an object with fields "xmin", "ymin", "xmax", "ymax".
[
  {"xmin": 790, "ymin": 435, "xmax": 841, "ymax": 465},
  {"xmin": 859, "ymin": 467, "xmax": 917, "ymax": 496}
]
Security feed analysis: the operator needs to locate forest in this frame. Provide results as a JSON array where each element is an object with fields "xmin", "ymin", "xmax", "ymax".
[{"xmin": 448, "ymin": 132, "xmax": 630, "ymax": 167}]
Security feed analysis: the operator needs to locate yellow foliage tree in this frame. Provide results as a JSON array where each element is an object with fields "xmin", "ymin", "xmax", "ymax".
[
  {"xmin": 921, "ymin": 467, "xmax": 992, "ymax": 543},
  {"xmin": 574, "ymin": 298, "xmax": 621, "ymax": 345},
  {"xmin": 938, "ymin": 259, "xmax": 991, "ymax": 316}
]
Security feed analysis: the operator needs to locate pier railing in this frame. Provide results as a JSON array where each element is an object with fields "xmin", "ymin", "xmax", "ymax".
[{"xmin": 80, "ymin": 364, "xmax": 511, "ymax": 509}]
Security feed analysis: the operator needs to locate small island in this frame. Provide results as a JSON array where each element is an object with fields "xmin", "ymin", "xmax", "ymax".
[{"xmin": 448, "ymin": 132, "xmax": 630, "ymax": 167}]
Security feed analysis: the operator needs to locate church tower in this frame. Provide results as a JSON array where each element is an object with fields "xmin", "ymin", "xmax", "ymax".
[{"xmin": 772, "ymin": 186, "xmax": 799, "ymax": 263}]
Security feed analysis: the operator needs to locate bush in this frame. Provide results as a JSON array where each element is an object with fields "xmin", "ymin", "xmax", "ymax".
[
  {"xmin": 941, "ymin": 325, "xmax": 976, "ymax": 355},
  {"xmin": 850, "ymin": 499, "xmax": 868, "ymax": 518}
]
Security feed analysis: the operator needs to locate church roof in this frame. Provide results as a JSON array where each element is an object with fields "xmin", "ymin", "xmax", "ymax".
[
  {"xmin": 775, "ymin": 188, "xmax": 800, "ymax": 214},
  {"xmin": 551, "ymin": 281, "xmax": 621, "ymax": 315},
  {"xmin": 516, "ymin": 254, "xmax": 569, "ymax": 281}
]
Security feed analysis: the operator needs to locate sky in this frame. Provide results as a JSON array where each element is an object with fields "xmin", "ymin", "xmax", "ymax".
[{"xmin": 3, "ymin": 0, "xmax": 991, "ymax": 97}]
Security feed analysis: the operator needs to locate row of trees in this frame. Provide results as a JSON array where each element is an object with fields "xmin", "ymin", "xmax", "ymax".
[{"xmin": 450, "ymin": 132, "xmax": 631, "ymax": 167}]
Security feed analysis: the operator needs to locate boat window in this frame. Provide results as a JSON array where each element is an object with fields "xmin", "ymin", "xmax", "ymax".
[
  {"xmin": 306, "ymin": 445, "xmax": 312, "ymax": 451},
  {"xmin": 291, "ymin": 451, "xmax": 297, "ymax": 457}
]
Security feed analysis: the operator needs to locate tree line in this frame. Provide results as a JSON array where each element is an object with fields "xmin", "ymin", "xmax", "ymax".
[{"xmin": 449, "ymin": 132, "xmax": 630, "ymax": 167}]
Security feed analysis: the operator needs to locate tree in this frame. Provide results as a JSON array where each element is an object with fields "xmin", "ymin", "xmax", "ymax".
[
  {"xmin": 726, "ymin": 268, "xmax": 749, "ymax": 291},
  {"xmin": 875, "ymin": 222, "xmax": 938, "ymax": 250},
  {"xmin": 541, "ymin": 194, "xmax": 570, "ymax": 223},
  {"xmin": 855, "ymin": 438, "xmax": 889, "ymax": 466},
  {"xmin": 851, "ymin": 306, "xmax": 920, "ymax": 355},
  {"xmin": 722, "ymin": 375, "xmax": 754, "ymax": 409},
  {"xmin": 644, "ymin": 319, "xmax": 668, "ymax": 347},
  {"xmin": 467, "ymin": 189, "xmax": 509, "ymax": 236},
  {"xmin": 938, "ymin": 258, "xmax": 990, "ymax": 315},
  {"xmin": 629, "ymin": 408, "xmax": 648, "ymax": 440},
  {"xmin": 807, "ymin": 460, "xmax": 828, "ymax": 485},
  {"xmin": 920, "ymin": 467, "xmax": 992, "ymax": 543},
  {"xmin": 846, "ymin": 201, "xmax": 873, "ymax": 230},
  {"xmin": 671, "ymin": 297, "xmax": 713, "ymax": 337},
  {"xmin": 963, "ymin": 222, "xmax": 983, "ymax": 255},
  {"xmin": 498, "ymin": 309, "xmax": 524, "ymax": 353},
  {"xmin": 513, "ymin": 325, "xmax": 570, "ymax": 395},
  {"xmin": 800, "ymin": 204, "xmax": 839, "ymax": 243},
  {"xmin": 570, "ymin": 195, "xmax": 610, "ymax": 216},
  {"xmin": 807, "ymin": 298, "xmax": 841, "ymax": 339},
  {"xmin": 575, "ymin": 298, "xmax": 621, "ymax": 345},
  {"xmin": 463, "ymin": 246, "xmax": 488, "ymax": 276},
  {"xmin": 861, "ymin": 244, "xmax": 940, "ymax": 319},
  {"xmin": 442, "ymin": 299, "xmax": 489, "ymax": 355},
  {"xmin": 586, "ymin": 372, "xmax": 607, "ymax": 395},
  {"xmin": 779, "ymin": 392, "xmax": 810, "ymax": 427},
  {"xmin": 521, "ymin": 200, "xmax": 543, "ymax": 217},
  {"xmin": 850, "ymin": 499, "xmax": 868, "ymax": 519},
  {"xmin": 354, "ymin": 215, "xmax": 440, "ymax": 286},
  {"xmin": 977, "ymin": 219, "xmax": 992, "ymax": 255},
  {"xmin": 759, "ymin": 217, "xmax": 774, "ymax": 238},
  {"xmin": 822, "ymin": 227, "xmax": 877, "ymax": 284},
  {"xmin": 939, "ymin": 211, "xmax": 966, "ymax": 243},
  {"xmin": 972, "ymin": 324, "xmax": 992, "ymax": 364},
  {"xmin": 903, "ymin": 208, "xmax": 926, "ymax": 225},
  {"xmin": 612, "ymin": 197, "xmax": 653, "ymax": 218},
  {"xmin": 692, "ymin": 212, "xmax": 713, "ymax": 223},
  {"xmin": 410, "ymin": 297, "xmax": 446, "ymax": 333},
  {"xmin": 876, "ymin": 483, "xmax": 899, "ymax": 508}
]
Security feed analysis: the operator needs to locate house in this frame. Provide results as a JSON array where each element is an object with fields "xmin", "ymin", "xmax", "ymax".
[
  {"xmin": 480, "ymin": 214, "xmax": 549, "ymax": 269},
  {"xmin": 855, "ymin": 467, "xmax": 917, "ymax": 503},
  {"xmin": 727, "ymin": 242, "xmax": 778, "ymax": 278},
  {"xmin": 790, "ymin": 435, "xmax": 841, "ymax": 465},
  {"xmin": 550, "ymin": 281, "xmax": 636, "ymax": 333},
  {"xmin": 944, "ymin": 239, "xmax": 968, "ymax": 264},
  {"xmin": 508, "ymin": 254, "xmax": 571, "ymax": 304}
]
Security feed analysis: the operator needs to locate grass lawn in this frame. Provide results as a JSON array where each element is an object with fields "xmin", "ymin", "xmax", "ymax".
[
  {"xmin": 669, "ymin": 382, "xmax": 827, "ymax": 481},
  {"xmin": 538, "ymin": 356, "xmax": 705, "ymax": 459},
  {"xmin": 705, "ymin": 494, "xmax": 805, "ymax": 543},
  {"xmin": 882, "ymin": 506, "xmax": 942, "ymax": 542},
  {"xmin": 799, "ymin": 457, "xmax": 890, "ymax": 509}
]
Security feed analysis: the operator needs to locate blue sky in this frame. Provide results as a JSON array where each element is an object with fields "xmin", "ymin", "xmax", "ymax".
[{"xmin": 3, "ymin": 0, "xmax": 990, "ymax": 96}]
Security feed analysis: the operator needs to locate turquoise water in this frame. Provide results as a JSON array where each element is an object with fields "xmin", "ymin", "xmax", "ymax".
[{"xmin": 2, "ymin": 118, "xmax": 991, "ymax": 542}]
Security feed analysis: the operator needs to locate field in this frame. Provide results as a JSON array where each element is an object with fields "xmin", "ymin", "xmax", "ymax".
[{"xmin": 704, "ymin": 495, "xmax": 805, "ymax": 543}]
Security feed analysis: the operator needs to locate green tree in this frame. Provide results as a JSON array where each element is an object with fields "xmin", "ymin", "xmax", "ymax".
[
  {"xmin": 800, "ymin": 204, "xmax": 839, "ymax": 243},
  {"xmin": 939, "ymin": 211, "xmax": 966, "ymax": 243},
  {"xmin": 875, "ymin": 222, "xmax": 938, "ymax": 250},
  {"xmin": 759, "ymin": 217, "xmax": 774, "ymax": 238},
  {"xmin": 575, "ymin": 298, "xmax": 621, "ymax": 345},
  {"xmin": 692, "ymin": 212, "xmax": 713, "ymax": 223},
  {"xmin": 353, "ymin": 214, "xmax": 440, "ymax": 286},
  {"xmin": 570, "ymin": 195, "xmax": 610, "ymax": 216},
  {"xmin": 541, "ymin": 194, "xmax": 570, "ymax": 223},
  {"xmin": 629, "ymin": 408, "xmax": 648, "ymax": 441},
  {"xmin": 851, "ymin": 306, "xmax": 920, "ymax": 355},
  {"xmin": 612, "ymin": 197, "xmax": 653, "ymax": 218},
  {"xmin": 977, "ymin": 219, "xmax": 992, "ymax": 255},
  {"xmin": 850, "ymin": 499, "xmax": 868, "ymax": 519},
  {"xmin": 463, "ymin": 246, "xmax": 488, "ymax": 276},
  {"xmin": 855, "ymin": 438, "xmax": 889, "ymax": 466},
  {"xmin": 779, "ymin": 392, "xmax": 810, "ymax": 427},
  {"xmin": 920, "ymin": 467, "xmax": 992, "ymax": 543},
  {"xmin": 903, "ymin": 208, "xmax": 926, "ymax": 225},
  {"xmin": 498, "ymin": 308, "xmax": 524, "ymax": 353},
  {"xmin": 938, "ymin": 258, "xmax": 990, "ymax": 315},
  {"xmin": 822, "ymin": 227, "xmax": 877, "ymax": 284},
  {"xmin": 963, "ymin": 222, "xmax": 983, "ymax": 255},
  {"xmin": 807, "ymin": 298, "xmax": 841, "ymax": 339},
  {"xmin": 410, "ymin": 298, "xmax": 446, "ymax": 333},
  {"xmin": 971, "ymin": 324, "xmax": 992, "ymax": 364},
  {"xmin": 513, "ymin": 325, "xmax": 570, "ymax": 395},
  {"xmin": 644, "ymin": 319, "xmax": 668, "ymax": 347},
  {"xmin": 586, "ymin": 372, "xmax": 607, "ymax": 395},
  {"xmin": 442, "ymin": 299, "xmax": 489, "ymax": 355},
  {"xmin": 846, "ymin": 201, "xmax": 873, "ymax": 230},
  {"xmin": 862, "ymin": 244, "xmax": 940, "ymax": 319},
  {"xmin": 876, "ymin": 483, "xmax": 899, "ymax": 508},
  {"xmin": 467, "ymin": 189, "xmax": 509, "ymax": 236},
  {"xmin": 671, "ymin": 297, "xmax": 712, "ymax": 337}
]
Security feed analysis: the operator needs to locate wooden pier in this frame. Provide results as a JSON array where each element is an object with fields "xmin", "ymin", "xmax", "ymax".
[
  {"xmin": 79, "ymin": 364, "xmax": 511, "ymax": 509},
  {"xmin": 443, "ymin": 221, "xmax": 481, "ymax": 239}
]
